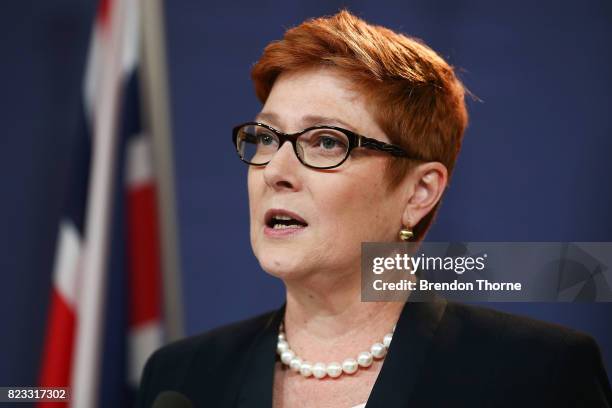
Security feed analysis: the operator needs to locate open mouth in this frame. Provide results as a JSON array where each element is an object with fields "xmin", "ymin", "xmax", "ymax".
[{"xmin": 265, "ymin": 210, "xmax": 308, "ymax": 230}]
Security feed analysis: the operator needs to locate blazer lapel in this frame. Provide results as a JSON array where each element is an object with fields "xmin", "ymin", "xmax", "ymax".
[
  {"xmin": 365, "ymin": 297, "xmax": 447, "ymax": 408},
  {"xmin": 234, "ymin": 298, "xmax": 446, "ymax": 408},
  {"xmin": 235, "ymin": 304, "xmax": 285, "ymax": 407}
]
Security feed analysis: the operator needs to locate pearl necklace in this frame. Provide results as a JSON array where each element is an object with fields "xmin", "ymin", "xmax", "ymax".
[{"xmin": 276, "ymin": 323, "xmax": 395, "ymax": 379}]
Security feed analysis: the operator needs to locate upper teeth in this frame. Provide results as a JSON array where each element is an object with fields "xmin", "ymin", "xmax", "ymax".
[{"xmin": 274, "ymin": 215, "xmax": 293, "ymax": 220}]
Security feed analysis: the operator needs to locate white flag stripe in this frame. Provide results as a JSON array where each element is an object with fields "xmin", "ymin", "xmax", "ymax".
[
  {"xmin": 126, "ymin": 135, "xmax": 154, "ymax": 188},
  {"xmin": 127, "ymin": 322, "xmax": 163, "ymax": 386},
  {"xmin": 52, "ymin": 221, "xmax": 82, "ymax": 307},
  {"xmin": 70, "ymin": 0, "xmax": 139, "ymax": 406},
  {"xmin": 83, "ymin": 24, "xmax": 105, "ymax": 125},
  {"xmin": 121, "ymin": 0, "xmax": 139, "ymax": 75}
]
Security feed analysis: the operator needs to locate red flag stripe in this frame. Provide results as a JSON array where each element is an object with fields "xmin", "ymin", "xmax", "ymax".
[
  {"xmin": 97, "ymin": 0, "xmax": 112, "ymax": 28},
  {"xmin": 127, "ymin": 183, "xmax": 162, "ymax": 326},
  {"xmin": 38, "ymin": 290, "xmax": 76, "ymax": 408}
]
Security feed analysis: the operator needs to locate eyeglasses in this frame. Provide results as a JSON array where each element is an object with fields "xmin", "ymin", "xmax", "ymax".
[{"xmin": 232, "ymin": 122, "xmax": 413, "ymax": 170}]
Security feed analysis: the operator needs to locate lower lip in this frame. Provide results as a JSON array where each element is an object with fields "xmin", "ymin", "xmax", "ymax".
[{"xmin": 263, "ymin": 225, "xmax": 307, "ymax": 237}]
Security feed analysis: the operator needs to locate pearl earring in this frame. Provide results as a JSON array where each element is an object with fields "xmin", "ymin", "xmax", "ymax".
[{"xmin": 399, "ymin": 227, "xmax": 413, "ymax": 241}]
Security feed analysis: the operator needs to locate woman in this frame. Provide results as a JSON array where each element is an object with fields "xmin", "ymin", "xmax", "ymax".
[{"xmin": 138, "ymin": 11, "xmax": 611, "ymax": 408}]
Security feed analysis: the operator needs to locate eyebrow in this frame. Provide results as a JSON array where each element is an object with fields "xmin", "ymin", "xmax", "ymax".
[
  {"xmin": 254, "ymin": 111, "xmax": 280, "ymax": 125},
  {"xmin": 255, "ymin": 112, "xmax": 357, "ymax": 132}
]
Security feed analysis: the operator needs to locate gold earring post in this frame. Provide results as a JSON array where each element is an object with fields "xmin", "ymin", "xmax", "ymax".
[{"xmin": 399, "ymin": 228, "xmax": 414, "ymax": 241}]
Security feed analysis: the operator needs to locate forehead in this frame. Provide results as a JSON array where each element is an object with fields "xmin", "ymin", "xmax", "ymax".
[{"xmin": 259, "ymin": 67, "xmax": 386, "ymax": 140}]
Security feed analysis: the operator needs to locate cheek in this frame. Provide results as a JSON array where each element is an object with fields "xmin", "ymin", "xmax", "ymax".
[
  {"xmin": 313, "ymin": 170, "xmax": 395, "ymax": 238},
  {"xmin": 247, "ymin": 169, "xmax": 262, "ymax": 213},
  {"xmin": 247, "ymin": 170, "xmax": 266, "ymax": 249},
  {"xmin": 247, "ymin": 171, "xmax": 264, "ymax": 252}
]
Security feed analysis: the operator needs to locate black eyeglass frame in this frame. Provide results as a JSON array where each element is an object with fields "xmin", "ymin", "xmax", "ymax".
[{"xmin": 232, "ymin": 121, "xmax": 416, "ymax": 170}]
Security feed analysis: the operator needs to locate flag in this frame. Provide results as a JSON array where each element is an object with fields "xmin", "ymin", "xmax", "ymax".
[{"xmin": 38, "ymin": 0, "xmax": 172, "ymax": 406}]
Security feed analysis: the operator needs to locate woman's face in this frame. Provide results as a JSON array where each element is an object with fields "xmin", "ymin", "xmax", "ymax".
[{"xmin": 248, "ymin": 67, "xmax": 406, "ymax": 282}]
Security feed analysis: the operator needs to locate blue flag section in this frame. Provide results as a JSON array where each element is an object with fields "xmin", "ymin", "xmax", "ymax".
[{"xmin": 99, "ymin": 72, "xmax": 142, "ymax": 408}]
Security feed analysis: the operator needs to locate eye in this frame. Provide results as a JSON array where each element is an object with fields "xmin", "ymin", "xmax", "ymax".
[
  {"xmin": 319, "ymin": 136, "xmax": 340, "ymax": 149},
  {"xmin": 311, "ymin": 133, "xmax": 347, "ymax": 151},
  {"xmin": 258, "ymin": 132, "xmax": 277, "ymax": 146}
]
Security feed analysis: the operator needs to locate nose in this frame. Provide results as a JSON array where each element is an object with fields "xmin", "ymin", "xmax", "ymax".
[{"xmin": 263, "ymin": 141, "xmax": 302, "ymax": 191}]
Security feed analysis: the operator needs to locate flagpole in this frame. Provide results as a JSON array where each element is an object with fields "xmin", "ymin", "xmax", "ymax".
[{"xmin": 140, "ymin": 0, "xmax": 185, "ymax": 342}]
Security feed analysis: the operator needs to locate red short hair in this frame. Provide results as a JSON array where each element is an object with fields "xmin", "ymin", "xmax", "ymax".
[{"xmin": 251, "ymin": 10, "xmax": 468, "ymax": 240}]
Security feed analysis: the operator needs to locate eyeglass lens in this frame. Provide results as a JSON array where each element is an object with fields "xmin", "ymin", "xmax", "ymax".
[{"xmin": 236, "ymin": 124, "xmax": 350, "ymax": 168}]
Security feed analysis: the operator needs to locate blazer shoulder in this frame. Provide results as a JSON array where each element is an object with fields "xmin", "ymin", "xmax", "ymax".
[
  {"xmin": 137, "ymin": 309, "xmax": 278, "ymax": 408},
  {"xmin": 149, "ymin": 308, "xmax": 277, "ymax": 369},
  {"xmin": 426, "ymin": 302, "xmax": 611, "ymax": 405},
  {"xmin": 445, "ymin": 301, "xmax": 597, "ymax": 350}
]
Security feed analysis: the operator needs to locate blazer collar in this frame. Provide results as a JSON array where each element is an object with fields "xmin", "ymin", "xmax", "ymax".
[
  {"xmin": 366, "ymin": 297, "xmax": 447, "ymax": 407},
  {"xmin": 235, "ymin": 303, "xmax": 285, "ymax": 407},
  {"xmin": 236, "ymin": 298, "xmax": 447, "ymax": 407}
]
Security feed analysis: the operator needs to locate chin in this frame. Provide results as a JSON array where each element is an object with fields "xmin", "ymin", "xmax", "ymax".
[{"xmin": 254, "ymin": 245, "xmax": 312, "ymax": 280}]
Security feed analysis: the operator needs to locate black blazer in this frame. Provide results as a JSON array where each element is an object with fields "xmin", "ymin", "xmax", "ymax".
[{"xmin": 138, "ymin": 300, "xmax": 611, "ymax": 407}]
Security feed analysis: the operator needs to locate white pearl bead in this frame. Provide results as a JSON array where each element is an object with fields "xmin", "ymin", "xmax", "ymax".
[
  {"xmin": 277, "ymin": 340, "xmax": 289, "ymax": 354},
  {"xmin": 326, "ymin": 362, "xmax": 342, "ymax": 378},
  {"xmin": 278, "ymin": 333, "xmax": 285, "ymax": 341},
  {"xmin": 312, "ymin": 362, "xmax": 327, "ymax": 379},
  {"xmin": 281, "ymin": 350, "xmax": 295, "ymax": 365},
  {"xmin": 289, "ymin": 357, "xmax": 302, "ymax": 372},
  {"xmin": 383, "ymin": 333, "xmax": 393, "ymax": 348},
  {"xmin": 371, "ymin": 342, "xmax": 387, "ymax": 359},
  {"xmin": 299, "ymin": 361, "xmax": 313, "ymax": 377},
  {"xmin": 342, "ymin": 358, "xmax": 358, "ymax": 374},
  {"xmin": 357, "ymin": 351, "xmax": 373, "ymax": 367}
]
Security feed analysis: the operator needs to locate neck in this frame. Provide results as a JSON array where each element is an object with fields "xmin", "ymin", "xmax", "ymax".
[{"xmin": 281, "ymin": 271, "xmax": 404, "ymax": 362}]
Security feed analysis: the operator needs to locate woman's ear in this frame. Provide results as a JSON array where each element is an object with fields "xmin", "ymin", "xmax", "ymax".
[{"xmin": 401, "ymin": 162, "xmax": 448, "ymax": 228}]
